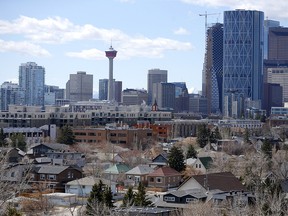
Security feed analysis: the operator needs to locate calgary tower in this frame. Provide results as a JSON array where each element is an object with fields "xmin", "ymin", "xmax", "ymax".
[{"xmin": 105, "ymin": 45, "xmax": 117, "ymax": 101}]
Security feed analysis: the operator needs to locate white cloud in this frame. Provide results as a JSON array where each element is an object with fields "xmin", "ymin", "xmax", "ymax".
[
  {"xmin": 174, "ymin": 27, "xmax": 190, "ymax": 35},
  {"xmin": 0, "ymin": 39, "xmax": 51, "ymax": 57},
  {"xmin": 0, "ymin": 16, "xmax": 192, "ymax": 60},
  {"xmin": 180, "ymin": 0, "xmax": 288, "ymax": 19}
]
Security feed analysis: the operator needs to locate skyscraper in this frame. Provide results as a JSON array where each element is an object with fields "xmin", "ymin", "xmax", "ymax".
[
  {"xmin": 202, "ymin": 23, "xmax": 223, "ymax": 114},
  {"xmin": 147, "ymin": 69, "xmax": 167, "ymax": 105},
  {"xmin": 172, "ymin": 82, "xmax": 189, "ymax": 113},
  {"xmin": 66, "ymin": 71, "xmax": 93, "ymax": 102},
  {"xmin": 268, "ymin": 27, "xmax": 288, "ymax": 60},
  {"xmin": 99, "ymin": 79, "xmax": 108, "ymax": 100},
  {"xmin": 0, "ymin": 82, "xmax": 24, "ymax": 111},
  {"xmin": 153, "ymin": 82, "xmax": 175, "ymax": 110},
  {"xmin": 105, "ymin": 46, "xmax": 117, "ymax": 101},
  {"xmin": 19, "ymin": 62, "xmax": 45, "ymax": 106},
  {"xmin": 223, "ymin": 10, "xmax": 264, "ymax": 117},
  {"xmin": 114, "ymin": 80, "xmax": 122, "ymax": 103}
]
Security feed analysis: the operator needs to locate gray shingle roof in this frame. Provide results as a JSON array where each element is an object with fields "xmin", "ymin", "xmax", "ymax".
[
  {"xmin": 166, "ymin": 189, "xmax": 207, "ymax": 199},
  {"xmin": 66, "ymin": 176, "xmax": 115, "ymax": 186},
  {"xmin": 35, "ymin": 165, "xmax": 69, "ymax": 174},
  {"xmin": 125, "ymin": 165, "xmax": 154, "ymax": 175}
]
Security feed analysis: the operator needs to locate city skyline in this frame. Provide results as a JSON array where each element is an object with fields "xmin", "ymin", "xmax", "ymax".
[{"xmin": 1, "ymin": 0, "xmax": 288, "ymax": 96}]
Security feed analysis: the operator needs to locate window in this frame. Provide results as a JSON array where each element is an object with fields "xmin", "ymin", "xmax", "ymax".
[
  {"xmin": 156, "ymin": 177, "xmax": 162, "ymax": 183},
  {"xmin": 164, "ymin": 196, "xmax": 175, "ymax": 202},
  {"xmin": 48, "ymin": 175, "xmax": 56, "ymax": 180},
  {"xmin": 40, "ymin": 174, "xmax": 46, "ymax": 180},
  {"xmin": 150, "ymin": 177, "xmax": 154, "ymax": 182},
  {"xmin": 199, "ymin": 164, "xmax": 201, "ymax": 168},
  {"xmin": 186, "ymin": 198, "xmax": 196, "ymax": 203},
  {"xmin": 68, "ymin": 172, "xmax": 74, "ymax": 179},
  {"xmin": 82, "ymin": 186, "xmax": 86, "ymax": 189}
]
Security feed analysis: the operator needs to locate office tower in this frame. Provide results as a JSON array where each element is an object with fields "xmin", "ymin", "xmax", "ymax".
[
  {"xmin": 99, "ymin": 79, "xmax": 108, "ymax": 100},
  {"xmin": 66, "ymin": 71, "xmax": 93, "ymax": 102},
  {"xmin": 267, "ymin": 68, "xmax": 288, "ymax": 102},
  {"xmin": 268, "ymin": 27, "xmax": 288, "ymax": 60},
  {"xmin": 147, "ymin": 69, "xmax": 167, "ymax": 105},
  {"xmin": 114, "ymin": 81, "xmax": 122, "ymax": 103},
  {"xmin": 264, "ymin": 20, "xmax": 280, "ymax": 60},
  {"xmin": 122, "ymin": 89, "xmax": 148, "ymax": 105},
  {"xmin": 44, "ymin": 85, "xmax": 64, "ymax": 105},
  {"xmin": 0, "ymin": 82, "xmax": 24, "ymax": 111},
  {"xmin": 202, "ymin": 23, "xmax": 223, "ymax": 114},
  {"xmin": 153, "ymin": 82, "xmax": 175, "ymax": 110},
  {"xmin": 262, "ymin": 83, "xmax": 283, "ymax": 115},
  {"xmin": 105, "ymin": 46, "xmax": 117, "ymax": 101},
  {"xmin": 188, "ymin": 93, "xmax": 208, "ymax": 114},
  {"xmin": 223, "ymin": 10, "xmax": 264, "ymax": 118},
  {"xmin": 172, "ymin": 82, "xmax": 189, "ymax": 113},
  {"xmin": 19, "ymin": 62, "xmax": 45, "ymax": 106}
]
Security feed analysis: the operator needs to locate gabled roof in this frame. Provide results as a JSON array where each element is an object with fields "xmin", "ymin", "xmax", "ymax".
[
  {"xmin": 152, "ymin": 152, "xmax": 168, "ymax": 161},
  {"xmin": 32, "ymin": 143, "xmax": 69, "ymax": 151},
  {"xmin": 66, "ymin": 176, "xmax": 115, "ymax": 186},
  {"xmin": 181, "ymin": 172, "xmax": 247, "ymax": 192},
  {"xmin": 198, "ymin": 157, "xmax": 213, "ymax": 169},
  {"xmin": 148, "ymin": 166, "xmax": 181, "ymax": 177},
  {"xmin": 125, "ymin": 165, "xmax": 154, "ymax": 175},
  {"xmin": 34, "ymin": 165, "xmax": 69, "ymax": 174},
  {"xmin": 103, "ymin": 163, "xmax": 130, "ymax": 174},
  {"xmin": 165, "ymin": 189, "xmax": 207, "ymax": 199}
]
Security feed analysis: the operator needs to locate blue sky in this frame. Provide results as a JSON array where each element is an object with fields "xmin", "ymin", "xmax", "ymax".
[{"xmin": 1, "ymin": 0, "xmax": 288, "ymax": 96}]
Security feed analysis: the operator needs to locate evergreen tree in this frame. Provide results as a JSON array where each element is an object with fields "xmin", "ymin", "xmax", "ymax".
[
  {"xmin": 122, "ymin": 186, "xmax": 135, "ymax": 207},
  {"xmin": 196, "ymin": 124, "xmax": 209, "ymax": 148},
  {"xmin": 209, "ymin": 127, "xmax": 222, "ymax": 144},
  {"xmin": 56, "ymin": 125, "xmax": 76, "ymax": 145},
  {"xmin": 10, "ymin": 133, "xmax": 26, "ymax": 151},
  {"xmin": 261, "ymin": 139, "xmax": 272, "ymax": 158},
  {"xmin": 186, "ymin": 144, "xmax": 197, "ymax": 159},
  {"xmin": 134, "ymin": 182, "xmax": 152, "ymax": 207},
  {"xmin": 168, "ymin": 146, "xmax": 185, "ymax": 172},
  {"xmin": 86, "ymin": 180, "xmax": 114, "ymax": 215}
]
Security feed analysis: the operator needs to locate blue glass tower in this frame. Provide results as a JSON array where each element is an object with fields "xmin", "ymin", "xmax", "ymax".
[{"xmin": 223, "ymin": 10, "xmax": 264, "ymax": 117}]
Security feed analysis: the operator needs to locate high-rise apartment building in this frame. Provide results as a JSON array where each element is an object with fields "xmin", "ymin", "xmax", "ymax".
[
  {"xmin": 44, "ymin": 85, "xmax": 64, "ymax": 105},
  {"xmin": 0, "ymin": 82, "xmax": 24, "ymax": 111},
  {"xmin": 66, "ymin": 71, "xmax": 93, "ymax": 102},
  {"xmin": 223, "ymin": 10, "xmax": 264, "ymax": 117},
  {"xmin": 99, "ymin": 79, "xmax": 108, "ymax": 100},
  {"xmin": 19, "ymin": 62, "xmax": 45, "ymax": 107},
  {"xmin": 147, "ymin": 69, "xmax": 167, "ymax": 105},
  {"xmin": 202, "ymin": 23, "xmax": 223, "ymax": 114}
]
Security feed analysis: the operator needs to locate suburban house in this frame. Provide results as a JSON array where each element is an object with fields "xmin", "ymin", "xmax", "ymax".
[
  {"xmin": 149, "ymin": 152, "xmax": 168, "ymax": 168},
  {"xmin": 124, "ymin": 164, "xmax": 154, "ymax": 187},
  {"xmin": 177, "ymin": 172, "xmax": 253, "ymax": 206},
  {"xmin": 163, "ymin": 188, "xmax": 207, "ymax": 204},
  {"xmin": 30, "ymin": 164, "xmax": 83, "ymax": 191},
  {"xmin": 65, "ymin": 176, "xmax": 117, "ymax": 196},
  {"xmin": 193, "ymin": 157, "xmax": 213, "ymax": 174},
  {"xmin": 0, "ymin": 147, "xmax": 25, "ymax": 163},
  {"xmin": 147, "ymin": 166, "xmax": 182, "ymax": 191},
  {"xmin": 102, "ymin": 163, "xmax": 130, "ymax": 182},
  {"xmin": 26, "ymin": 143, "xmax": 85, "ymax": 167}
]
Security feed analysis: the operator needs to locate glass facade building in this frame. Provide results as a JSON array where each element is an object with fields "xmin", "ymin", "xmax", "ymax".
[
  {"xmin": 223, "ymin": 10, "xmax": 264, "ymax": 117},
  {"xmin": 19, "ymin": 62, "xmax": 45, "ymax": 107}
]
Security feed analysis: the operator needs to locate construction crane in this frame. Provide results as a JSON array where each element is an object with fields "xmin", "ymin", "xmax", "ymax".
[{"xmin": 199, "ymin": 11, "xmax": 221, "ymax": 31}]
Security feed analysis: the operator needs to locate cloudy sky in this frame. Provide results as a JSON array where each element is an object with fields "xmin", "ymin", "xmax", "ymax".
[{"xmin": 0, "ymin": 0, "xmax": 288, "ymax": 95}]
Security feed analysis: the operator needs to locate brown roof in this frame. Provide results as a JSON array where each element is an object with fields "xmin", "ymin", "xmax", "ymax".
[
  {"xmin": 148, "ymin": 166, "xmax": 182, "ymax": 177},
  {"xmin": 186, "ymin": 172, "xmax": 247, "ymax": 192}
]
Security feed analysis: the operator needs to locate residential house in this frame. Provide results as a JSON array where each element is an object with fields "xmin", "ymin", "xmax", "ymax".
[
  {"xmin": 177, "ymin": 172, "xmax": 253, "ymax": 206},
  {"xmin": 149, "ymin": 152, "xmax": 168, "ymax": 168},
  {"xmin": 0, "ymin": 147, "xmax": 25, "ymax": 163},
  {"xmin": 65, "ymin": 176, "xmax": 117, "ymax": 196},
  {"xmin": 28, "ymin": 143, "xmax": 70, "ymax": 158},
  {"xmin": 103, "ymin": 163, "xmax": 130, "ymax": 182},
  {"xmin": 163, "ymin": 189, "xmax": 207, "ymax": 204},
  {"xmin": 30, "ymin": 164, "xmax": 83, "ymax": 191},
  {"xmin": 124, "ymin": 164, "xmax": 154, "ymax": 187},
  {"xmin": 147, "ymin": 166, "xmax": 182, "ymax": 191}
]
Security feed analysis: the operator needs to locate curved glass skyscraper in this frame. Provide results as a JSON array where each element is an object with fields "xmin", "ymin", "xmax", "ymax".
[{"xmin": 223, "ymin": 10, "xmax": 264, "ymax": 118}]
